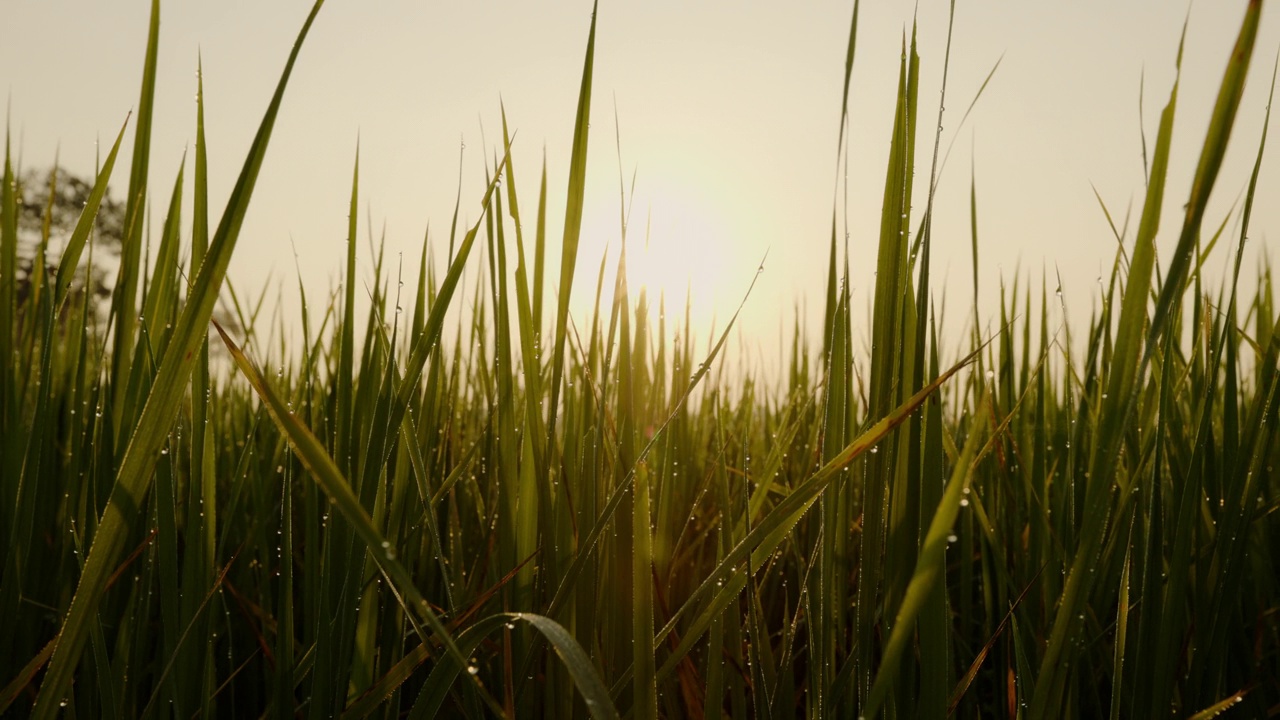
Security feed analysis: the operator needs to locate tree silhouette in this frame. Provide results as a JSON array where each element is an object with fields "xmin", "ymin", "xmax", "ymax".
[
  {"xmin": 16, "ymin": 165, "xmax": 125, "ymax": 310},
  {"xmin": 15, "ymin": 164, "xmax": 248, "ymax": 345}
]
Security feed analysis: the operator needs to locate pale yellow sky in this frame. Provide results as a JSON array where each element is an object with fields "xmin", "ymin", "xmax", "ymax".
[{"xmin": 3, "ymin": 1, "xmax": 1277, "ymax": 368}]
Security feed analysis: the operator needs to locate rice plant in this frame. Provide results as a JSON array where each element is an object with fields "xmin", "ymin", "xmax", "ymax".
[{"xmin": 1, "ymin": 1, "xmax": 1277, "ymax": 718}]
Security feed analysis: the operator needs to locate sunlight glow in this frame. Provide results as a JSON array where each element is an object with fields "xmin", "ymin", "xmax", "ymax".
[{"xmin": 581, "ymin": 178, "xmax": 740, "ymax": 337}]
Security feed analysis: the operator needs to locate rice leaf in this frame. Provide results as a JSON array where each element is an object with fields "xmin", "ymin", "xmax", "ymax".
[{"xmin": 30, "ymin": 4, "xmax": 327, "ymax": 715}]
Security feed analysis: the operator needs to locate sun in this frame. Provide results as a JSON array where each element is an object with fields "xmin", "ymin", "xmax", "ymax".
[{"xmin": 580, "ymin": 178, "xmax": 739, "ymax": 338}]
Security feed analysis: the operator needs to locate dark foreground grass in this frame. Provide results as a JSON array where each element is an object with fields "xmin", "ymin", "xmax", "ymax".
[{"xmin": 2, "ymin": 1, "xmax": 1278, "ymax": 718}]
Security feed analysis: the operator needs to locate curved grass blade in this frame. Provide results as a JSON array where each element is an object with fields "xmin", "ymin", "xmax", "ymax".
[{"xmin": 409, "ymin": 613, "xmax": 619, "ymax": 720}]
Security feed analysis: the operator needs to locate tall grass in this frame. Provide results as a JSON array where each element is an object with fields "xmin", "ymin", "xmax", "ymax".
[{"xmin": 2, "ymin": 1, "xmax": 1278, "ymax": 718}]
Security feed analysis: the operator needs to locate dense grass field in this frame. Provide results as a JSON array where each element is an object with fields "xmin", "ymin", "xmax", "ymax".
[{"xmin": 3, "ymin": 1, "xmax": 1279, "ymax": 718}]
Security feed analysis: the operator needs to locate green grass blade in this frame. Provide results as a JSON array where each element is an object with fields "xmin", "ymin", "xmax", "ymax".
[
  {"xmin": 108, "ymin": 0, "xmax": 159, "ymax": 437},
  {"xmin": 0, "ymin": 122, "xmax": 15, "ymax": 428},
  {"xmin": 30, "ymin": 4, "xmax": 327, "ymax": 715},
  {"xmin": 1031, "ymin": 4, "xmax": 1262, "ymax": 711},
  {"xmin": 52, "ymin": 118, "xmax": 129, "ymax": 311},
  {"xmin": 859, "ymin": 25, "xmax": 920, "ymax": 705},
  {"xmin": 653, "ymin": 345, "xmax": 981, "ymax": 688},
  {"xmin": 1028, "ymin": 21, "xmax": 1182, "ymax": 711},
  {"xmin": 410, "ymin": 613, "xmax": 620, "ymax": 720},
  {"xmin": 183, "ymin": 53, "xmax": 216, "ymax": 719},
  {"xmin": 862, "ymin": 393, "xmax": 988, "ymax": 718},
  {"xmin": 337, "ymin": 145, "xmax": 358, "ymax": 472},
  {"xmin": 213, "ymin": 320, "xmax": 502, "ymax": 711},
  {"xmin": 1145, "ymin": 1, "xmax": 1261, "ymax": 359},
  {"xmin": 545, "ymin": 0, "xmax": 597, "ymax": 454}
]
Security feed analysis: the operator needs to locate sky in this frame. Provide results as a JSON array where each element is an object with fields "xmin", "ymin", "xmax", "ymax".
[{"xmin": 3, "ymin": 1, "xmax": 1278, "ymax": 372}]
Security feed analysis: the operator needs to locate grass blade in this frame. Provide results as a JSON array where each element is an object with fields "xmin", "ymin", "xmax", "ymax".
[{"xmin": 31, "ymin": 4, "xmax": 327, "ymax": 714}]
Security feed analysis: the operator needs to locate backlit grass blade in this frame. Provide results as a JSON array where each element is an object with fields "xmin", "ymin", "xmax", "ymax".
[
  {"xmin": 500, "ymin": 110, "xmax": 548, "ymax": 605},
  {"xmin": 0, "ymin": 130, "xmax": 18, "ymax": 606},
  {"xmin": 108, "ymin": 0, "xmax": 159, "ymax": 438},
  {"xmin": 136, "ymin": 552, "xmax": 238, "ymax": 720},
  {"xmin": 1145, "ymin": 0, "xmax": 1261, "ymax": 360},
  {"xmin": 486, "ymin": 164, "xmax": 523, "ymax": 601},
  {"xmin": 138, "ymin": 157, "xmax": 185, "ymax": 353},
  {"xmin": 179, "ymin": 54, "xmax": 215, "ymax": 719},
  {"xmin": 533, "ymin": 151, "xmax": 548, "ymax": 335},
  {"xmin": 837, "ymin": 0, "xmax": 860, "ymax": 149},
  {"xmin": 337, "ymin": 144, "xmax": 358, "ymax": 472},
  {"xmin": 859, "ymin": 24, "xmax": 919, "ymax": 705},
  {"xmin": 30, "ymin": 4, "xmax": 326, "ymax": 715},
  {"xmin": 0, "ymin": 122, "xmax": 15, "ymax": 431},
  {"xmin": 545, "ymin": 0, "xmax": 597, "ymax": 456},
  {"xmin": 946, "ymin": 562, "xmax": 1046, "ymax": 715},
  {"xmin": 51, "ymin": 118, "xmax": 129, "ymax": 311}
]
